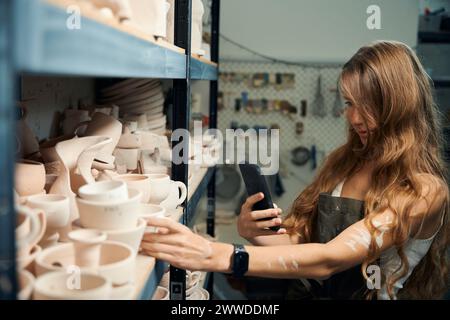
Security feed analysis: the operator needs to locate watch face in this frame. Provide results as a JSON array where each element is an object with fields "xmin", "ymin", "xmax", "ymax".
[{"xmin": 233, "ymin": 247, "xmax": 249, "ymax": 277}]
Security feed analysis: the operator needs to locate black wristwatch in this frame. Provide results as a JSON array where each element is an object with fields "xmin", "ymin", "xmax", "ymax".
[{"xmin": 231, "ymin": 244, "xmax": 249, "ymax": 278}]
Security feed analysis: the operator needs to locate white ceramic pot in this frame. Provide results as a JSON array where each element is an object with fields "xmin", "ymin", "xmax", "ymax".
[
  {"xmin": 159, "ymin": 180, "xmax": 187, "ymax": 211},
  {"xmin": 113, "ymin": 174, "xmax": 151, "ymax": 204},
  {"xmin": 35, "ymin": 241, "xmax": 135, "ymax": 286},
  {"xmin": 71, "ymin": 218, "xmax": 145, "ymax": 256},
  {"xmin": 77, "ymin": 188, "xmax": 142, "ymax": 230},
  {"xmin": 33, "ymin": 271, "xmax": 112, "ymax": 300},
  {"xmin": 26, "ymin": 194, "xmax": 70, "ymax": 230},
  {"xmin": 15, "ymin": 159, "xmax": 46, "ymax": 197},
  {"xmin": 145, "ymin": 174, "xmax": 171, "ymax": 205},
  {"xmin": 78, "ymin": 180, "xmax": 128, "ymax": 202},
  {"xmin": 141, "ymin": 204, "xmax": 166, "ymax": 233},
  {"xmin": 106, "ymin": 218, "xmax": 146, "ymax": 255}
]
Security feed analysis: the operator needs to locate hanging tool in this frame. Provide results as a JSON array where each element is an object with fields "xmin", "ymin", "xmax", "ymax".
[{"xmin": 312, "ymin": 74, "xmax": 326, "ymax": 118}]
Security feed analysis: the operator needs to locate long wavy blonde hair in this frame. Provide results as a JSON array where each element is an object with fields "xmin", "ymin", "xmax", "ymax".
[{"xmin": 284, "ymin": 40, "xmax": 449, "ymax": 299}]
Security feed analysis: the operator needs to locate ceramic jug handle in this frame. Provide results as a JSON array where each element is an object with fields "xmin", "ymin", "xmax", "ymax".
[
  {"xmin": 16, "ymin": 206, "xmax": 46, "ymax": 249},
  {"xmin": 174, "ymin": 181, "xmax": 187, "ymax": 205}
]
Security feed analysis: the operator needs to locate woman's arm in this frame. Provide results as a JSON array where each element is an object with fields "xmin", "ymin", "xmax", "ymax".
[{"xmin": 141, "ymin": 175, "xmax": 445, "ymax": 279}]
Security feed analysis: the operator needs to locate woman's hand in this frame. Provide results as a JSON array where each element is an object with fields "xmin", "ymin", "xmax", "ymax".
[
  {"xmin": 237, "ymin": 192, "xmax": 286, "ymax": 239},
  {"xmin": 140, "ymin": 217, "xmax": 214, "ymax": 271}
]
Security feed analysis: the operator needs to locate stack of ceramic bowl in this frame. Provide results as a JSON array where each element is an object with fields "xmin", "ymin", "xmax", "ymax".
[
  {"xmin": 158, "ymin": 268, "xmax": 209, "ymax": 300},
  {"xmin": 98, "ymin": 79, "xmax": 166, "ymax": 135},
  {"xmin": 75, "ymin": 180, "xmax": 145, "ymax": 256},
  {"xmin": 31, "ymin": 180, "xmax": 144, "ymax": 299}
]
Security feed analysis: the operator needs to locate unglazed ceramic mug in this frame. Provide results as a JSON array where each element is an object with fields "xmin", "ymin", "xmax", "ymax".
[
  {"xmin": 77, "ymin": 188, "xmax": 142, "ymax": 230},
  {"xmin": 159, "ymin": 180, "xmax": 187, "ymax": 211},
  {"xmin": 145, "ymin": 174, "xmax": 171, "ymax": 205},
  {"xmin": 16, "ymin": 205, "xmax": 47, "ymax": 259},
  {"xmin": 78, "ymin": 180, "xmax": 128, "ymax": 202},
  {"xmin": 113, "ymin": 174, "xmax": 151, "ymax": 204},
  {"xmin": 26, "ymin": 194, "xmax": 70, "ymax": 229}
]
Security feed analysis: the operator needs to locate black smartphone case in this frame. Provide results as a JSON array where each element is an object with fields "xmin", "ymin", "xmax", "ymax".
[{"xmin": 239, "ymin": 163, "xmax": 280, "ymax": 231}]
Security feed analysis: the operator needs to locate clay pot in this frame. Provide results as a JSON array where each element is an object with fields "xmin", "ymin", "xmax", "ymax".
[
  {"xmin": 72, "ymin": 218, "xmax": 146, "ymax": 256},
  {"xmin": 141, "ymin": 204, "xmax": 166, "ymax": 233},
  {"xmin": 113, "ymin": 174, "xmax": 151, "ymax": 203},
  {"xmin": 15, "ymin": 159, "xmax": 46, "ymax": 197},
  {"xmin": 159, "ymin": 180, "xmax": 187, "ymax": 211},
  {"xmin": 33, "ymin": 271, "xmax": 112, "ymax": 300},
  {"xmin": 26, "ymin": 194, "xmax": 70, "ymax": 230},
  {"xmin": 77, "ymin": 188, "xmax": 142, "ymax": 230},
  {"xmin": 68, "ymin": 229, "xmax": 107, "ymax": 268},
  {"xmin": 18, "ymin": 270, "xmax": 35, "ymax": 300},
  {"xmin": 78, "ymin": 180, "xmax": 128, "ymax": 202},
  {"xmin": 35, "ymin": 241, "xmax": 135, "ymax": 286},
  {"xmin": 145, "ymin": 174, "xmax": 171, "ymax": 205}
]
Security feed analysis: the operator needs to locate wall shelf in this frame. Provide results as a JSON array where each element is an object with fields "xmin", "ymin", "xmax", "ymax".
[{"xmin": 13, "ymin": 0, "xmax": 217, "ymax": 80}]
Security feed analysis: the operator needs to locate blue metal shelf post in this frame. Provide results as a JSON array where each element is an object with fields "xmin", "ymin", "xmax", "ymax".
[
  {"xmin": 206, "ymin": 0, "xmax": 220, "ymax": 297},
  {"xmin": 0, "ymin": 0, "xmax": 18, "ymax": 300}
]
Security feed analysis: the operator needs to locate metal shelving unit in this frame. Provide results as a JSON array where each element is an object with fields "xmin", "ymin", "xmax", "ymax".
[{"xmin": 0, "ymin": 0, "xmax": 220, "ymax": 300}]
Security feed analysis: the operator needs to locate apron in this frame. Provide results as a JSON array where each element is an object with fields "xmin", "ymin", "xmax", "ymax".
[{"xmin": 286, "ymin": 192, "xmax": 367, "ymax": 299}]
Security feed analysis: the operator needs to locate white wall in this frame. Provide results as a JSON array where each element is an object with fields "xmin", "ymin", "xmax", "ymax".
[{"xmin": 219, "ymin": 0, "xmax": 419, "ymax": 63}]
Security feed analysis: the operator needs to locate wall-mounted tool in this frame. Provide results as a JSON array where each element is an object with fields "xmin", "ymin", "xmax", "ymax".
[{"xmin": 312, "ymin": 75, "xmax": 326, "ymax": 118}]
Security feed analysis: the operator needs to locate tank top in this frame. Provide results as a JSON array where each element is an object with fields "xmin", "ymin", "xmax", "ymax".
[{"xmin": 332, "ymin": 180, "xmax": 444, "ymax": 300}]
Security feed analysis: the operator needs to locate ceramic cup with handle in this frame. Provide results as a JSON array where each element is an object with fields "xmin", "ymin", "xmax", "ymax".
[
  {"xmin": 16, "ymin": 205, "xmax": 47, "ymax": 259},
  {"xmin": 145, "ymin": 174, "xmax": 172, "ymax": 205},
  {"xmin": 159, "ymin": 180, "xmax": 187, "ymax": 211}
]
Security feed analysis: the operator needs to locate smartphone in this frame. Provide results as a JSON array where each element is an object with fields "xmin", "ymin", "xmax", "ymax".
[{"xmin": 238, "ymin": 162, "xmax": 280, "ymax": 231}]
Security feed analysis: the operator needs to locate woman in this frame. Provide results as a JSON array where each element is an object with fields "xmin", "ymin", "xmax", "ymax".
[{"xmin": 141, "ymin": 41, "xmax": 449, "ymax": 300}]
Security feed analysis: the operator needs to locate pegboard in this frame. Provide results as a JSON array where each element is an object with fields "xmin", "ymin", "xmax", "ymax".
[{"xmin": 218, "ymin": 60, "xmax": 348, "ymax": 158}]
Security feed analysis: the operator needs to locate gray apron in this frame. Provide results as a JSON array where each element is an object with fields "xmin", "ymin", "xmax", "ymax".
[{"xmin": 286, "ymin": 192, "xmax": 367, "ymax": 299}]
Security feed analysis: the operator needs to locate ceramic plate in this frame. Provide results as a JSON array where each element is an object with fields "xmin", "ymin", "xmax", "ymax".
[
  {"xmin": 100, "ymin": 82, "xmax": 162, "ymax": 102},
  {"xmin": 101, "ymin": 88, "xmax": 164, "ymax": 106},
  {"xmin": 101, "ymin": 79, "xmax": 155, "ymax": 96}
]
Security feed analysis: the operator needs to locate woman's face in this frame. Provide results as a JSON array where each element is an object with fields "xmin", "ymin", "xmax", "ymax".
[{"xmin": 343, "ymin": 99, "xmax": 376, "ymax": 145}]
